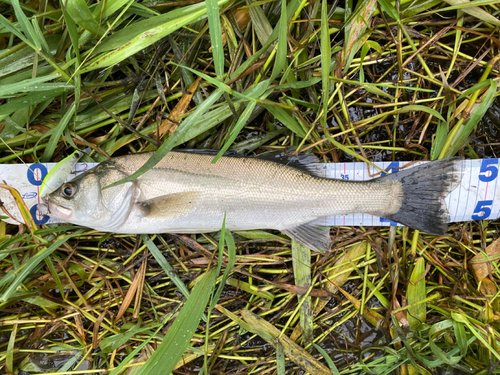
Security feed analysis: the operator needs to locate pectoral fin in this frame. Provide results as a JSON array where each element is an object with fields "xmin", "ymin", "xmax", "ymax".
[
  {"xmin": 137, "ymin": 191, "xmax": 200, "ymax": 219},
  {"xmin": 282, "ymin": 222, "xmax": 331, "ymax": 252}
]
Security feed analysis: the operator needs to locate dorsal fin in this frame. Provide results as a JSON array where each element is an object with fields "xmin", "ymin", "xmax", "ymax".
[
  {"xmin": 176, "ymin": 148, "xmax": 323, "ymax": 176},
  {"xmin": 254, "ymin": 151, "xmax": 321, "ymax": 176},
  {"xmin": 176, "ymin": 149, "xmax": 238, "ymax": 156}
]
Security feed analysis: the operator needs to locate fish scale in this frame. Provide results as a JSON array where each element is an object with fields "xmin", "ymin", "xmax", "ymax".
[{"xmin": 43, "ymin": 151, "xmax": 461, "ymax": 251}]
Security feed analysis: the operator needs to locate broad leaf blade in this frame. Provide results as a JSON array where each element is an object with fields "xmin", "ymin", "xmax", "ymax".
[
  {"xmin": 407, "ymin": 257, "xmax": 427, "ymax": 330},
  {"xmin": 206, "ymin": 0, "xmax": 225, "ymax": 78},
  {"xmin": 136, "ymin": 268, "xmax": 216, "ymax": 374}
]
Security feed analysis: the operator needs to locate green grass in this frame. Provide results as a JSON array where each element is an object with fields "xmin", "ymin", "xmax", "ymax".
[{"xmin": 1, "ymin": 0, "xmax": 500, "ymax": 373}]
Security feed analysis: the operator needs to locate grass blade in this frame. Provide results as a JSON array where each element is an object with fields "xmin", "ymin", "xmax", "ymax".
[
  {"xmin": 213, "ymin": 101, "xmax": 257, "ymax": 162},
  {"xmin": 276, "ymin": 342, "xmax": 286, "ymax": 375},
  {"xmin": 407, "ymin": 258, "xmax": 427, "ymax": 330},
  {"xmin": 291, "ymin": 240, "xmax": 313, "ymax": 344},
  {"xmin": 41, "ymin": 101, "xmax": 77, "ymax": 162},
  {"xmin": 398, "ymin": 105, "xmax": 446, "ymax": 123},
  {"xmin": 0, "ymin": 79, "xmax": 72, "ymax": 97},
  {"xmin": 430, "ymin": 119, "xmax": 449, "ymax": 160},
  {"xmin": 81, "ymin": 0, "xmax": 230, "ymax": 73},
  {"xmin": 10, "ymin": 0, "xmax": 40, "ymax": 50},
  {"xmin": 142, "ymin": 235, "xmax": 191, "ymax": 299},
  {"xmin": 312, "ymin": 343, "xmax": 341, "ymax": 375},
  {"xmin": 0, "ymin": 13, "xmax": 31, "ymax": 46},
  {"xmin": 240, "ymin": 309, "xmax": 331, "ymax": 375},
  {"xmin": 62, "ymin": 1, "xmax": 82, "ymax": 64},
  {"xmin": 343, "ymin": 0, "xmax": 377, "ymax": 74},
  {"xmin": 444, "ymin": 80, "xmax": 497, "ymax": 157},
  {"xmin": 0, "ymin": 89, "xmax": 65, "ymax": 117},
  {"xmin": 320, "ymin": 0, "xmax": 331, "ymax": 128},
  {"xmin": 0, "ymin": 230, "xmax": 84, "ymax": 306},
  {"xmin": 206, "ymin": 0, "xmax": 225, "ymax": 78},
  {"xmin": 64, "ymin": 0, "xmax": 98, "ymax": 35},
  {"xmin": 263, "ymin": 106, "xmax": 306, "ymax": 137},
  {"xmin": 245, "ymin": 0, "xmax": 273, "ymax": 47},
  {"xmin": 209, "ymin": 229, "xmax": 236, "ymax": 311},
  {"xmin": 136, "ymin": 268, "xmax": 216, "ymax": 374},
  {"xmin": 442, "ymin": 0, "xmax": 500, "ymax": 26},
  {"xmin": 270, "ymin": 0, "xmax": 287, "ymax": 81}
]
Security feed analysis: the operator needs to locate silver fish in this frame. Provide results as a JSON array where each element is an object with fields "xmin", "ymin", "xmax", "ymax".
[{"xmin": 42, "ymin": 151, "xmax": 461, "ymax": 251}]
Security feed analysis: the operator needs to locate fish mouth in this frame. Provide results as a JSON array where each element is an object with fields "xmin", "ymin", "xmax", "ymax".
[{"xmin": 47, "ymin": 201, "xmax": 73, "ymax": 220}]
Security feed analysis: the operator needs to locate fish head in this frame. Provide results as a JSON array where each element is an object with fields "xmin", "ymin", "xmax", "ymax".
[{"xmin": 43, "ymin": 162, "xmax": 139, "ymax": 231}]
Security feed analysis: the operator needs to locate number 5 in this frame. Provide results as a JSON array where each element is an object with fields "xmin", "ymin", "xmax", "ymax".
[
  {"xmin": 471, "ymin": 200, "xmax": 493, "ymax": 220},
  {"xmin": 479, "ymin": 159, "xmax": 498, "ymax": 182}
]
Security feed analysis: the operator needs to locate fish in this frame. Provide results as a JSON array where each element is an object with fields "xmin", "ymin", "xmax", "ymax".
[{"xmin": 41, "ymin": 150, "xmax": 462, "ymax": 251}]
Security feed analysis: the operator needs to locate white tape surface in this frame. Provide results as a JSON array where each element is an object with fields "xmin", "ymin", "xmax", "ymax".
[{"xmin": 0, "ymin": 159, "xmax": 499, "ymax": 227}]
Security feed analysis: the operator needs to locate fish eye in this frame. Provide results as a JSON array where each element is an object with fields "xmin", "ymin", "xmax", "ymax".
[{"xmin": 60, "ymin": 182, "xmax": 77, "ymax": 199}]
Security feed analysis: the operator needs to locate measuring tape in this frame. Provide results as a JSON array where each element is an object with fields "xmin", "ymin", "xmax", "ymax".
[
  {"xmin": 314, "ymin": 158, "xmax": 499, "ymax": 227},
  {"xmin": 0, "ymin": 159, "xmax": 498, "ymax": 227}
]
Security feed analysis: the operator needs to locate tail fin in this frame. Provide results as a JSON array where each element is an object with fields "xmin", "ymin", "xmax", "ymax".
[{"xmin": 382, "ymin": 158, "xmax": 462, "ymax": 235}]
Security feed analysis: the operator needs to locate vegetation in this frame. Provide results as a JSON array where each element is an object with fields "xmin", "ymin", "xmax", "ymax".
[{"xmin": 0, "ymin": 0, "xmax": 499, "ymax": 373}]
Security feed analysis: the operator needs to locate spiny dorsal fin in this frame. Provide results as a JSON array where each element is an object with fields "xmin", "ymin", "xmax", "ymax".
[
  {"xmin": 176, "ymin": 149, "xmax": 238, "ymax": 157},
  {"xmin": 255, "ymin": 151, "xmax": 322, "ymax": 176}
]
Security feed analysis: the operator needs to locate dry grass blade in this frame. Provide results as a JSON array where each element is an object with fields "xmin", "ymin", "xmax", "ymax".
[
  {"xmin": 470, "ymin": 236, "xmax": 500, "ymax": 296},
  {"xmin": 0, "ymin": 184, "xmax": 37, "ymax": 235},
  {"xmin": 240, "ymin": 309, "xmax": 332, "ymax": 375},
  {"xmin": 291, "ymin": 240, "xmax": 313, "ymax": 344},
  {"xmin": 155, "ymin": 77, "xmax": 201, "ymax": 139},
  {"xmin": 343, "ymin": 0, "xmax": 377, "ymax": 74},
  {"xmin": 115, "ymin": 259, "xmax": 147, "ymax": 322}
]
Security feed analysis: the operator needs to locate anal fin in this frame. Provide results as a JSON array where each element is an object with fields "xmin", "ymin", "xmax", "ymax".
[
  {"xmin": 282, "ymin": 222, "xmax": 331, "ymax": 252},
  {"xmin": 137, "ymin": 191, "xmax": 200, "ymax": 219}
]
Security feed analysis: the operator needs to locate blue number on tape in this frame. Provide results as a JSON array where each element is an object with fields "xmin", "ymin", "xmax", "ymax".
[
  {"xmin": 380, "ymin": 217, "xmax": 398, "ymax": 226},
  {"xmin": 478, "ymin": 159, "xmax": 498, "ymax": 182},
  {"xmin": 341, "ymin": 174, "xmax": 349, "ymax": 180},
  {"xmin": 471, "ymin": 200, "xmax": 493, "ymax": 220},
  {"xmin": 381, "ymin": 162, "xmax": 400, "ymax": 176},
  {"xmin": 29, "ymin": 205, "xmax": 49, "ymax": 225},
  {"xmin": 27, "ymin": 163, "xmax": 47, "ymax": 186}
]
